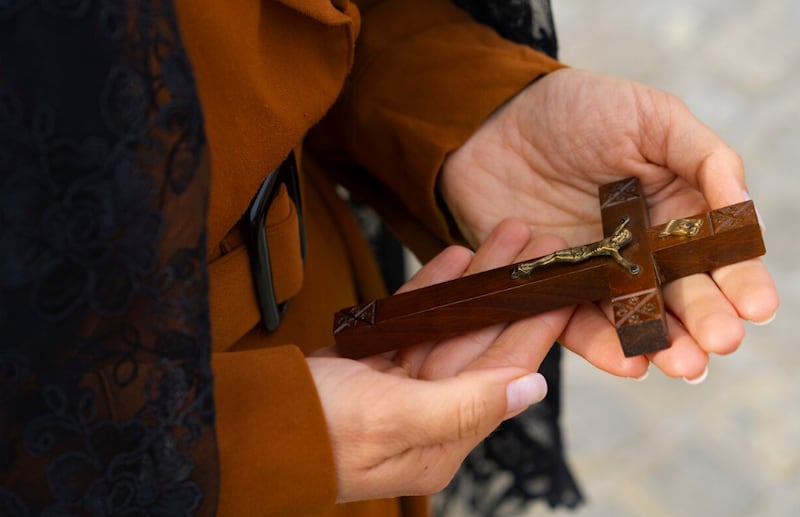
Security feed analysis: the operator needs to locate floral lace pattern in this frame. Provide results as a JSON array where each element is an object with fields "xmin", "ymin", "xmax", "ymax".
[
  {"xmin": 1, "ymin": 1, "xmax": 217, "ymax": 515},
  {"xmin": 439, "ymin": 2, "xmax": 582, "ymax": 515}
]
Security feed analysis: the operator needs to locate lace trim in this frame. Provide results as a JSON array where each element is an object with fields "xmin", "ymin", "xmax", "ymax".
[{"xmin": 0, "ymin": 1, "xmax": 217, "ymax": 515}]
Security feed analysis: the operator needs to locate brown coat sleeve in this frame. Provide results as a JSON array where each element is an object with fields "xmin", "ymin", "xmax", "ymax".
[
  {"xmin": 179, "ymin": 0, "xmax": 565, "ymax": 515},
  {"xmin": 174, "ymin": 0, "xmax": 360, "ymax": 515},
  {"xmin": 212, "ymin": 346, "xmax": 337, "ymax": 515},
  {"xmin": 309, "ymin": 0, "xmax": 565, "ymax": 261}
]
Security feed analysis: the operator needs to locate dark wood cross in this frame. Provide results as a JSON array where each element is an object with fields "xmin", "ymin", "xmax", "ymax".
[{"xmin": 333, "ymin": 178, "xmax": 765, "ymax": 358}]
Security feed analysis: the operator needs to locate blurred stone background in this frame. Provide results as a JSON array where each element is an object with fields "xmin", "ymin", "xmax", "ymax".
[{"xmin": 542, "ymin": 1, "xmax": 800, "ymax": 516}]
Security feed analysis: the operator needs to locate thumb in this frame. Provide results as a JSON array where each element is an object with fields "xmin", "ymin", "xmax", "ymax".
[
  {"xmin": 378, "ymin": 367, "xmax": 548, "ymax": 497},
  {"xmin": 405, "ymin": 367, "xmax": 549, "ymax": 446},
  {"xmin": 327, "ymin": 364, "xmax": 548, "ymax": 501},
  {"xmin": 643, "ymin": 92, "xmax": 748, "ymax": 209}
]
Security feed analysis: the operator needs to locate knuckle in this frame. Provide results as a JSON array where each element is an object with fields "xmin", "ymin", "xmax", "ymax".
[{"xmin": 457, "ymin": 394, "xmax": 490, "ymax": 440}]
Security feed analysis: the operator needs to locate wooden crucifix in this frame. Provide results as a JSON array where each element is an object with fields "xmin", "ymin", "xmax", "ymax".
[{"xmin": 333, "ymin": 178, "xmax": 765, "ymax": 358}]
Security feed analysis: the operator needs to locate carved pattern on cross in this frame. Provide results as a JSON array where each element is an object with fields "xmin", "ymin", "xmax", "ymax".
[
  {"xmin": 712, "ymin": 203, "xmax": 755, "ymax": 232},
  {"xmin": 334, "ymin": 300, "xmax": 377, "ymax": 333},
  {"xmin": 600, "ymin": 177, "xmax": 641, "ymax": 209},
  {"xmin": 612, "ymin": 288, "xmax": 662, "ymax": 327}
]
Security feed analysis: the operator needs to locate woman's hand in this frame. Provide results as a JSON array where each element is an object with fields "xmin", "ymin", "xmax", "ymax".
[
  {"xmin": 440, "ymin": 68, "xmax": 779, "ymax": 380},
  {"xmin": 309, "ymin": 220, "xmax": 573, "ymax": 502}
]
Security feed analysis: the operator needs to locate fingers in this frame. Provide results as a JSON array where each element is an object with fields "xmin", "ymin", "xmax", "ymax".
[
  {"xmin": 674, "ymin": 135, "xmax": 747, "ymax": 210},
  {"xmin": 461, "ymin": 218, "xmax": 533, "ymax": 275},
  {"xmin": 711, "ymin": 257, "xmax": 779, "ymax": 324},
  {"xmin": 646, "ymin": 312, "xmax": 708, "ymax": 381},
  {"xmin": 412, "ymin": 368, "xmax": 548, "ymax": 443},
  {"xmin": 559, "ymin": 301, "xmax": 710, "ymax": 380},
  {"xmin": 464, "ymin": 303, "xmax": 573, "ymax": 374},
  {"xmin": 388, "ymin": 246, "xmax": 476, "ymax": 372},
  {"xmin": 662, "ymin": 273, "xmax": 744, "ymax": 355},
  {"xmin": 635, "ymin": 89, "xmax": 779, "ymax": 338},
  {"xmin": 562, "ymin": 270, "xmax": 755, "ymax": 381},
  {"xmin": 392, "ymin": 220, "xmax": 532, "ymax": 376},
  {"xmin": 395, "ymin": 245, "xmax": 473, "ymax": 294},
  {"xmin": 372, "ymin": 367, "xmax": 548, "ymax": 497},
  {"xmin": 559, "ymin": 303, "xmax": 650, "ymax": 378},
  {"xmin": 560, "ymin": 285, "xmax": 726, "ymax": 380},
  {"xmin": 413, "ymin": 222, "xmax": 572, "ymax": 379},
  {"xmin": 656, "ymin": 260, "xmax": 778, "ymax": 377},
  {"xmin": 325, "ymin": 361, "xmax": 547, "ymax": 502},
  {"xmin": 637, "ymin": 90, "xmax": 748, "ymax": 210},
  {"xmin": 395, "ymin": 220, "xmax": 531, "ymax": 379},
  {"xmin": 408, "ymin": 219, "xmax": 534, "ymax": 377}
]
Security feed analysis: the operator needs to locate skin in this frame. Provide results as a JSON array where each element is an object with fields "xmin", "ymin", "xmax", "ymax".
[
  {"xmin": 309, "ymin": 68, "xmax": 780, "ymax": 502},
  {"xmin": 310, "ymin": 220, "xmax": 572, "ymax": 502},
  {"xmin": 441, "ymin": 68, "xmax": 780, "ymax": 380}
]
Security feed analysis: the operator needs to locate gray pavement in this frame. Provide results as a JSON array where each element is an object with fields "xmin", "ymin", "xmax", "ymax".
[{"xmin": 541, "ymin": 2, "xmax": 800, "ymax": 516}]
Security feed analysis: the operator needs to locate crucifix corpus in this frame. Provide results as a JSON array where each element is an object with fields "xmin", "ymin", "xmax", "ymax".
[{"xmin": 333, "ymin": 178, "xmax": 765, "ymax": 358}]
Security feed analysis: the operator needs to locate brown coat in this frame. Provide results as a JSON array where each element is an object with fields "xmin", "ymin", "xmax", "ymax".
[{"xmin": 174, "ymin": 0, "xmax": 563, "ymax": 515}]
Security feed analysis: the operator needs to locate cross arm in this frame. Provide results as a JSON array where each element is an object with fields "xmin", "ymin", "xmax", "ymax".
[
  {"xmin": 648, "ymin": 201, "xmax": 764, "ymax": 283},
  {"xmin": 332, "ymin": 179, "xmax": 765, "ymax": 359},
  {"xmin": 334, "ymin": 258, "xmax": 611, "ymax": 359}
]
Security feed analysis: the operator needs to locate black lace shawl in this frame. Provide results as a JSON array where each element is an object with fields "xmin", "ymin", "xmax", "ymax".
[
  {"xmin": 437, "ymin": 1, "xmax": 584, "ymax": 516},
  {"xmin": 1, "ymin": 0, "xmax": 579, "ymax": 515},
  {"xmin": 0, "ymin": 1, "xmax": 217, "ymax": 515}
]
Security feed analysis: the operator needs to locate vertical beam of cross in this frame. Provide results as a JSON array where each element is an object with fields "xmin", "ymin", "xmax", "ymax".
[{"xmin": 599, "ymin": 178, "xmax": 669, "ymax": 357}]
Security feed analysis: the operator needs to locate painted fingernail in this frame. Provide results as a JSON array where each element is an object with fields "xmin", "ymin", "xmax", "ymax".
[
  {"xmin": 683, "ymin": 365, "xmax": 709, "ymax": 385},
  {"xmin": 751, "ymin": 311, "xmax": 777, "ymax": 326},
  {"xmin": 506, "ymin": 373, "xmax": 548, "ymax": 414}
]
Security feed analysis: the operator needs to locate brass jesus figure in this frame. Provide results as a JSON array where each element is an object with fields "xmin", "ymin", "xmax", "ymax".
[{"xmin": 511, "ymin": 216, "xmax": 641, "ymax": 279}]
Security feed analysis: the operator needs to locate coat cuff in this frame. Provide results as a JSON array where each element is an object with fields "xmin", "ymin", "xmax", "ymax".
[
  {"xmin": 212, "ymin": 345, "xmax": 336, "ymax": 515},
  {"xmin": 309, "ymin": 0, "xmax": 565, "ymax": 260}
]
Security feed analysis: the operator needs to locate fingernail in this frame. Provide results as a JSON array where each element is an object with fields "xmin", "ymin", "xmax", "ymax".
[
  {"xmin": 683, "ymin": 365, "xmax": 709, "ymax": 385},
  {"xmin": 632, "ymin": 369, "xmax": 649, "ymax": 382},
  {"xmin": 751, "ymin": 311, "xmax": 777, "ymax": 326},
  {"xmin": 506, "ymin": 373, "xmax": 548, "ymax": 414}
]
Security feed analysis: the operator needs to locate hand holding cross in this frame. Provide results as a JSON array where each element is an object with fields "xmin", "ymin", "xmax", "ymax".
[{"xmin": 333, "ymin": 178, "xmax": 765, "ymax": 359}]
